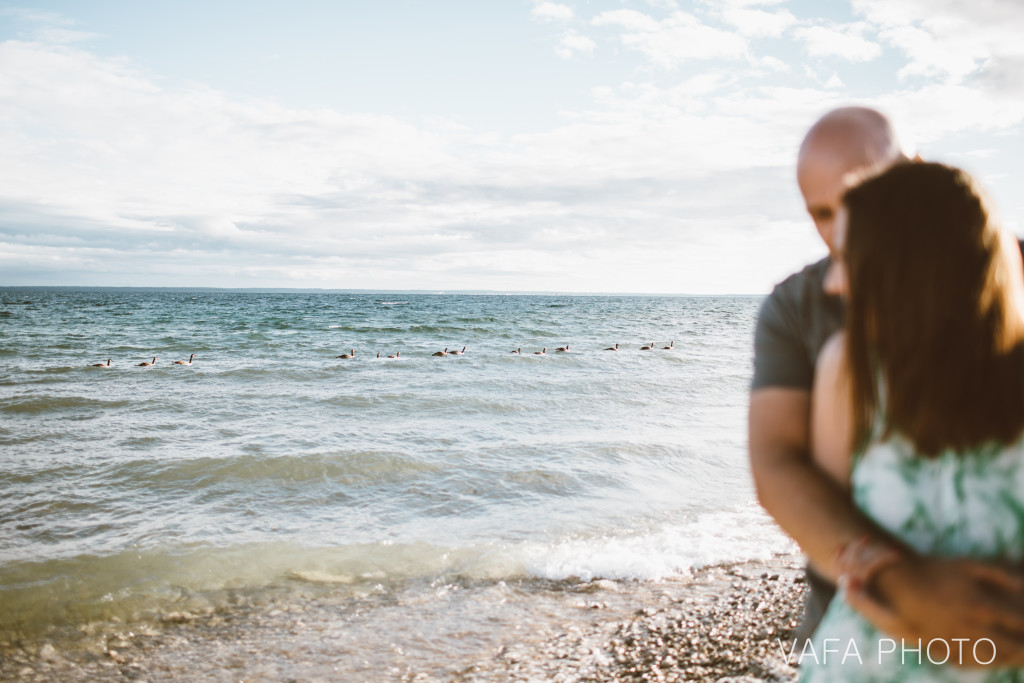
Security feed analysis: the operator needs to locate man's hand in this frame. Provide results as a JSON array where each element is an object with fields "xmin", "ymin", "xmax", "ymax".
[{"xmin": 839, "ymin": 546, "xmax": 1024, "ymax": 667}]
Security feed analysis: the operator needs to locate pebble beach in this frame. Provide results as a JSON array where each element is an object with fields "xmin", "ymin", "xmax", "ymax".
[{"xmin": 0, "ymin": 553, "xmax": 807, "ymax": 682}]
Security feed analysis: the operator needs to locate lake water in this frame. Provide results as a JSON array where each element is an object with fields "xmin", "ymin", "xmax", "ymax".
[{"xmin": 0, "ymin": 288, "xmax": 793, "ymax": 677}]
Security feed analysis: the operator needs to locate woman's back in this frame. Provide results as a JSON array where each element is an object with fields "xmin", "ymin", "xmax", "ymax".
[
  {"xmin": 801, "ymin": 432, "xmax": 1024, "ymax": 682},
  {"xmin": 854, "ymin": 435, "xmax": 1024, "ymax": 562}
]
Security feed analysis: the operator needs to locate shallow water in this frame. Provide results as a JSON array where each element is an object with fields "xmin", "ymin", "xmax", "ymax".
[{"xmin": 0, "ymin": 288, "xmax": 792, "ymax": 673}]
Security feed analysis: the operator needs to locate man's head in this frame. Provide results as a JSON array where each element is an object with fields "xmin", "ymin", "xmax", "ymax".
[{"xmin": 797, "ymin": 107, "xmax": 906, "ymax": 296}]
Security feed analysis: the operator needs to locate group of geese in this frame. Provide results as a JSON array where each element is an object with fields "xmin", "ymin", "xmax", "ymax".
[
  {"xmin": 335, "ymin": 346, "xmax": 468, "ymax": 359},
  {"xmin": 92, "ymin": 342, "xmax": 676, "ymax": 367},
  {"xmin": 336, "ymin": 341, "xmax": 675, "ymax": 359},
  {"xmin": 90, "ymin": 354, "xmax": 195, "ymax": 368},
  {"xmin": 511, "ymin": 341, "xmax": 674, "ymax": 354}
]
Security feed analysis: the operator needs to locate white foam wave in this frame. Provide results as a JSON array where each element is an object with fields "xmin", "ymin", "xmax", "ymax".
[{"xmin": 517, "ymin": 504, "xmax": 795, "ymax": 582}]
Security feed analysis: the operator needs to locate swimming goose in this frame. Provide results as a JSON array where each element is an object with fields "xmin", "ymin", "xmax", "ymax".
[
  {"xmin": 336, "ymin": 350, "xmax": 355, "ymax": 359},
  {"xmin": 91, "ymin": 359, "xmax": 112, "ymax": 367},
  {"xmin": 533, "ymin": 348, "xmax": 546, "ymax": 355},
  {"xmin": 603, "ymin": 344, "xmax": 619, "ymax": 351},
  {"xmin": 555, "ymin": 345, "xmax": 570, "ymax": 352},
  {"xmin": 449, "ymin": 346, "xmax": 466, "ymax": 355},
  {"xmin": 173, "ymin": 353, "xmax": 196, "ymax": 365},
  {"xmin": 137, "ymin": 357, "xmax": 157, "ymax": 366},
  {"xmin": 662, "ymin": 341, "xmax": 674, "ymax": 350},
  {"xmin": 510, "ymin": 348, "xmax": 521, "ymax": 354},
  {"xmin": 639, "ymin": 342, "xmax": 654, "ymax": 351},
  {"xmin": 432, "ymin": 348, "xmax": 448, "ymax": 357}
]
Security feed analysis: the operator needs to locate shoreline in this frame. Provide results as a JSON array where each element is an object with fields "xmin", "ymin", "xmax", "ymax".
[
  {"xmin": 1, "ymin": 553, "xmax": 806, "ymax": 682},
  {"xmin": 475, "ymin": 553, "xmax": 806, "ymax": 682}
]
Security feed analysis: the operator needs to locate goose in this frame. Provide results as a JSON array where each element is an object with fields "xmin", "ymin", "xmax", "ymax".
[
  {"xmin": 387, "ymin": 351, "xmax": 400, "ymax": 359},
  {"xmin": 555, "ymin": 344, "xmax": 570, "ymax": 353},
  {"xmin": 533, "ymin": 348, "xmax": 546, "ymax": 355},
  {"xmin": 449, "ymin": 346, "xmax": 466, "ymax": 355},
  {"xmin": 639, "ymin": 342, "xmax": 654, "ymax": 351},
  {"xmin": 336, "ymin": 350, "xmax": 355, "ymax": 359},
  {"xmin": 662, "ymin": 341, "xmax": 674, "ymax": 350},
  {"xmin": 173, "ymin": 353, "xmax": 196, "ymax": 365},
  {"xmin": 432, "ymin": 348, "xmax": 448, "ymax": 357},
  {"xmin": 510, "ymin": 348, "xmax": 521, "ymax": 354},
  {"xmin": 603, "ymin": 343, "xmax": 619, "ymax": 351},
  {"xmin": 137, "ymin": 357, "xmax": 157, "ymax": 367},
  {"xmin": 91, "ymin": 359, "xmax": 112, "ymax": 368}
]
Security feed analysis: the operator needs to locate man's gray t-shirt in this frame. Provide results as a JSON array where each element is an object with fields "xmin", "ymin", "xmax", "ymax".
[
  {"xmin": 752, "ymin": 256, "xmax": 844, "ymax": 391},
  {"xmin": 751, "ymin": 255, "xmax": 844, "ymax": 637}
]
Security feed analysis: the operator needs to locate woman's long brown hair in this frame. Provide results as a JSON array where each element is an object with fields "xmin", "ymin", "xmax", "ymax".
[{"xmin": 843, "ymin": 162, "xmax": 1024, "ymax": 457}]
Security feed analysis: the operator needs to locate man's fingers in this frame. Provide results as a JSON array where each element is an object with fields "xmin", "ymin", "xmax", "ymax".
[
  {"xmin": 961, "ymin": 561, "xmax": 1024, "ymax": 594},
  {"xmin": 843, "ymin": 579, "xmax": 921, "ymax": 642},
  {"xmin": 970, "ymin": 596, "xmax": 1024, "ymax": 637}
]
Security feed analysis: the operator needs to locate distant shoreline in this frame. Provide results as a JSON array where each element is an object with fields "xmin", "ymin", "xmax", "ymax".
[{"xmin": 0, "ymin": 286, "xmax": 765, "ymax": 297}]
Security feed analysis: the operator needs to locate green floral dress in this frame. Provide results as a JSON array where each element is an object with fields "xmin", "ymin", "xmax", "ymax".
[{"xmin": 800, "ymin": 432, "xmax": 1024, "ymax": 682}]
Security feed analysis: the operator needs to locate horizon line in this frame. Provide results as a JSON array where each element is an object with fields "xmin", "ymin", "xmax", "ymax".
[{"xmin": 0, "ymin": 285, "xmax": 765, "ymax": 297}]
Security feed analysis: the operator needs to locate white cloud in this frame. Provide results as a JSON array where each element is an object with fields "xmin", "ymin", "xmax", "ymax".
[
  {"xmin": 554, "ymin": 30, "xmax": 595, "ymax": 59},
  {"xmin": 876, "ymin": 24, "xmax": 976, "ymax": 81},
  {"xmin": 0, "ymin": 8, "xmax": 74, "ymax": 25},
  {"xmin": 1, "ymin": 7, "xmax": 97, "ymax": 44},
  {"xmin": 591, "ymin": 10, "xmax": 748, "ymax": 67},
  {"xmin": 792, "ymin": 22, "xmax": 882, "ymax": 62},
  {"xmin": 958, "ymin": 149, "xmax": 998, "ymax": 159},
  {"xmin": 712, "ymin": 0, "xmax": 789, "ymax": 6},
  {"xmin": 592, "ymin": 9, "xmax": 660, "ymax": 33},
  {"xmin": 530, "ymin": 2, "xmax": 574, "ymax": 23},
  {"xmin": 876, "ymin": 82, "xmax": 1024, "ymax": 146},
  {"xmin": 719, "ymin": 6, "xmax": 796, "ymax": 37},
  {"xmin": 825, "ymin": 72, "xmax": 844, "ymax": 89},
  {"xmin": 754, "ymin": 55, "xmax": 789, "ymax": 72},
  {"xmin": 853, "ymin": 0, "xmax": 1024, "ymax": 84}
]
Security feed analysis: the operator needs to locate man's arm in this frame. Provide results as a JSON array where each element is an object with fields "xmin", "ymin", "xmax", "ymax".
[{"xmin": 748, "ymin": 386, "xmax": 875, "ymax": 582}]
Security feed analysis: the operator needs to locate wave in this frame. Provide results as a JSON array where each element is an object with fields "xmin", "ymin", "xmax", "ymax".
[
  {"xmin": 1, "ymin": 395, "xmax": 130, "ymax": 414},
  {"xmin": 99, "ymin": 451, "xmax": 444, "ymax": 489},
  {"xmin": 0, "ymin": 504, "xmax": 791, "ymax": 638}
]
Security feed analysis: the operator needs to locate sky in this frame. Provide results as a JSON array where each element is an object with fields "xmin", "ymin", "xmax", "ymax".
[{"xmin": 1, "ymin": 0, "xmax": 1023, "ymax": 294}]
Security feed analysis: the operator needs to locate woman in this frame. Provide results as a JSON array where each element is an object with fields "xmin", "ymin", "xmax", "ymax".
[{"xmin": 803, "ymin": 162, "xmax": 1024, "ymax": 681}]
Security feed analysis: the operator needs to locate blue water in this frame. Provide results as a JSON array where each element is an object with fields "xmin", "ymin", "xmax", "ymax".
[{"xmin": 0, "ymin": 288, "xmax": 791, "ymax": 669}]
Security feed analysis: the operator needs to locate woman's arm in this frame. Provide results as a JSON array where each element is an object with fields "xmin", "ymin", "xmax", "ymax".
[{"xmin": 810, "ymin": 332, "xmax": 853, "ymax": 490}]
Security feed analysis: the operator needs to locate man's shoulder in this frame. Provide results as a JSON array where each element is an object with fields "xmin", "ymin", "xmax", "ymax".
[
  {"xmin": 752, "ymin": 256, "xmax": 842, "ymax": 392},
  {"xmin": 768, "ymin": 256, "xmax": 830, "ymax": 307}
]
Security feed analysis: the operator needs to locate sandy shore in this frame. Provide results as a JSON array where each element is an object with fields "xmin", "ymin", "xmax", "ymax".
[{"xmin": 1, "ymin": 553, "xmax": 807, "ymax": 682}]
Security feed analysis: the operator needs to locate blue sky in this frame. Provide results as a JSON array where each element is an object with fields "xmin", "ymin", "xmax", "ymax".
[{"xmin": 2, "ymin": 0, "xmax": 1024, "ymax": 293}]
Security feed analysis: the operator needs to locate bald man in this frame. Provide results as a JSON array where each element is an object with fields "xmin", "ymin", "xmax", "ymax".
[{"xmin": 749, "ymin": 107, "xmax": 1024, "ymax": 657}]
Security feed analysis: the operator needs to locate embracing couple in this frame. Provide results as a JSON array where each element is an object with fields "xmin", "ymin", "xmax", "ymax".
[{"xmin": 750, "ymin": 107, "xmax": 1024, "ymax": 681}]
